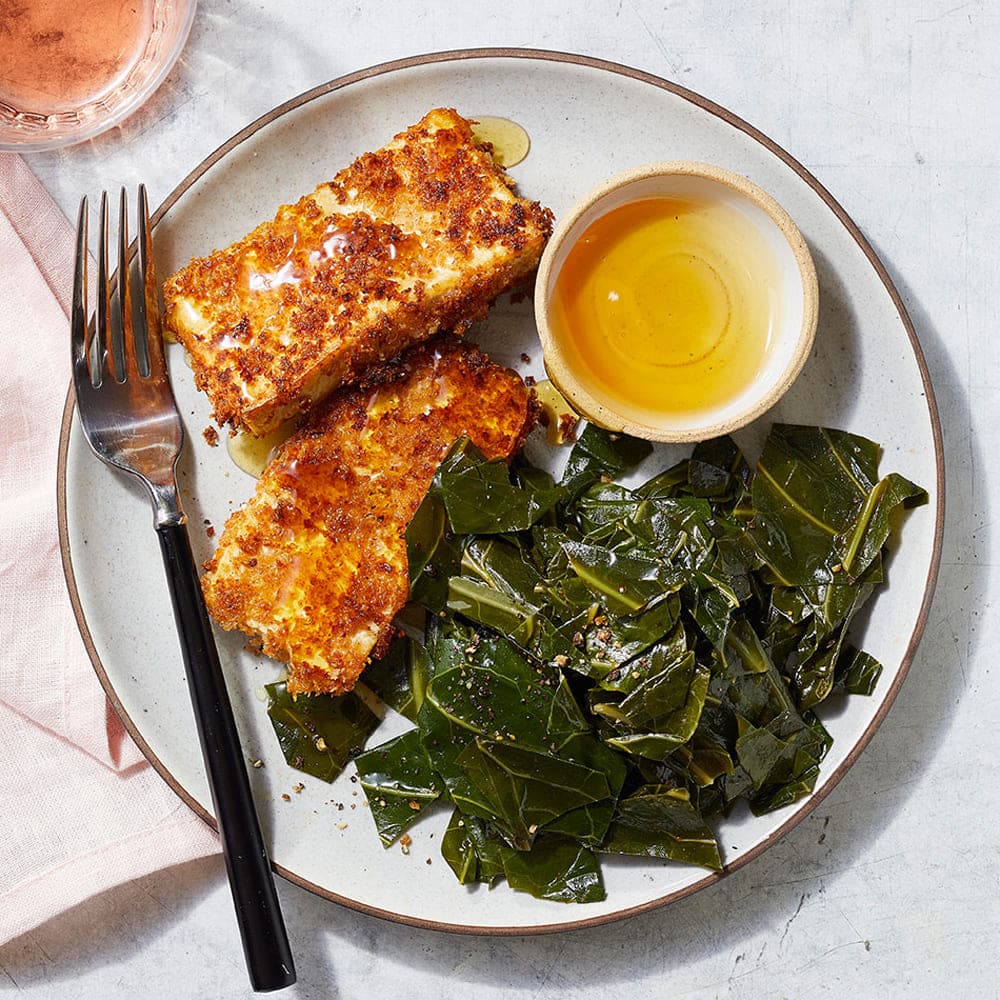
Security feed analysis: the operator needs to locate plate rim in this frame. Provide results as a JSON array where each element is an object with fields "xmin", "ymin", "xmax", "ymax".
[{"xmin": 57, "ymin": 46, "xmax": 946, "ymax": 936}]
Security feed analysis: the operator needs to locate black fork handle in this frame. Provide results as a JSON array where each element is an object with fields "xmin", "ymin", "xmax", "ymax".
[{"xmin": 156, "ymin": 521, "xmax": 296, "ymax": 993}]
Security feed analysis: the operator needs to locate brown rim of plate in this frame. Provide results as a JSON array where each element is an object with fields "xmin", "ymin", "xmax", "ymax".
[
  {"xmin": 56, "ymin": 47, "xmax": 946, "ymax": 937},
  {"xmin": 534, "ymin": 160, "xmax": 820, "ymax": 442}
]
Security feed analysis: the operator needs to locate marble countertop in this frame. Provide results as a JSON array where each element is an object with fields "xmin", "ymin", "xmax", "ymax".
[{"xmin": 3, "ymin": 2, "xmax": 992, "ymax": 997}]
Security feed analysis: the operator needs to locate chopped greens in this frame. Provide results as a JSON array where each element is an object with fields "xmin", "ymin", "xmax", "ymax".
[
  {"xmin": 265, "ymin": 424, "xmax": 925, "ymax": 903},
  {"xmin": 355, "ymin": 730, "xmax": 443, "ymax": 846},
  {"xmin": 265, "ymin": 682, "xmax": 380, "ymax": 782}
]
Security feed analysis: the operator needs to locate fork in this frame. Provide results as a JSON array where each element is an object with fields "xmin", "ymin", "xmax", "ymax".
[{"xmin": 71, "ymin": 188, "xmax": 296, "ymax": 993}]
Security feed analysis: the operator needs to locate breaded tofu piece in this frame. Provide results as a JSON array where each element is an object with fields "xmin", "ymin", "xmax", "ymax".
[
  {"xmin": 164, "ymin": 108, "xmax": 553, "ymax": 436},
  {"xmin": 200, "ymin": 335, "xmax": 534, "ymax": 696}
]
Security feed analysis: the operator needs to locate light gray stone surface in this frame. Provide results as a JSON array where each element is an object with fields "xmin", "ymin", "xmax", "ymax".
[{"xmin": 2, "ymin": 1, "xmax": 991, "ymax": 996}]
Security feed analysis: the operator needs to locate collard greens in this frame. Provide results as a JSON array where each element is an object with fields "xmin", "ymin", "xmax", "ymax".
[{"xmin": 270, "ymin": 424, "xmax": 925, "ymax": 903}]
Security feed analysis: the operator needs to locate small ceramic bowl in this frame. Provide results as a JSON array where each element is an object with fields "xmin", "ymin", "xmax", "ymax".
[{"xmin": 534, "ymin": 161, "xmax": 819, "ymax": 443}]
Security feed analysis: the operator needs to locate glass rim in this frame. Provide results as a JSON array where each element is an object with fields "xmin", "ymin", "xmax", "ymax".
[{"xmin": 0, "ymin": 0, "xmax": 197, "ymax": 153}]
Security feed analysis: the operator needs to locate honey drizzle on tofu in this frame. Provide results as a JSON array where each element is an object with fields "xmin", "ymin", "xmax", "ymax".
[{"xmin": 163, "ymin": 108, "xmax": 553, "ymax": 437}]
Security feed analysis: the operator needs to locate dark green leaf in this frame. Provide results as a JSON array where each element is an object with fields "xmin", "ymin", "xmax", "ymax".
[
  {"xmin": 561, "ymin": 539, "xmax": 667, "ymax": 615},
  {"xmin": 461, "ymin": 537, "xmax": 545, "ymax": 605},
  {"xmin": 687, "ymin": 577, "xmax": 740, "ymax": 649},
  {"xmin": 447, "ymin": 576, "xmax": 538, "ymax": 645},
  {"xmin": 837, "ymin": 472, "xmax": 927, "ymax": 578},
  {"xmin": 439, "ymin": 810, "xmax": 510, "ymax": 885},
  {"xmin": 749, "ymin": 425, "xmax": 876, "ymax": 586},
  {"xmin": 724, "ymin": 617, "xmax": 773, "ymax": 675},
  {"xmin": 617, "ymin": 651, "xmax": 698, "ymax": 727},
  {"xmin": 455, "ymin": 738, "xmax": 611, "ymax": 847},
  {"xmin": 362, "ymin": 635, "xmax": 431, "ymax": 722},
  {"xmin": 440, "ymin": 813, "xmax": 605, "ymax": 901},
  {"xmin": 547, "ymin": 675, "xmax": 629, "ymax": 802},
  {"xmin": 633, "ymin": 497, "xmax": 716, "ymax": 566},
  {"xmin": 687, "ymin": 436, "xmax": 750, "ymax": 500},
  {"xmin": 604, "ymin": 663, "xmax": 710, "ymax": 761},
  {"xmin": 355, "ymin": 730, "xmax": 443, "ymax": 845},
  {"xmin": 601, "ymin": 787, "xmax": 722, "ymax": 870},
  {"xmin": 440, "ymin": 440, "xmax": 561, "ymax": 534},
  {"xmin": 735, "ymin": 724, "xmax": 789, "ymax": 789},
  {"xmin": 416, "ymin": 635, "xmax": 555, "ymax": 824},
  {"xmin": 501, "ymin": 838, "xmax": 606, "ymax": 903},
  {"xmin": 635, "ymin": 461, "xmax": 690, "ymax": 499},
  {"xmin": 835, "ymin": 648, "xmax": 884, "ymax": 696},
  {"xmin": 514, "ymin": 464, "xmax": 568, "ymax": 524},
  {"xmin": 576, "ymin": 482, "xmax": 641, "ymax": 536},
  {"xmin": 786, "ymin": 573, "xmax": 880, "ymax": 709},
  {"xmin": 392, "ymin": 421, "xmax": 924, "ymax": 901},
  {"xmin": 265, "ymin": 682, "xmax": 380, "ymax": 783},
  {"xmin": 585, "ymin": 594, "xmax": 682, "ymax": 672},
  {"xmin": 672, "ymin": 742, "xmax": 736, "ymax": 787},
  {"xmin": 441, "ymin": 808, "xmax": 481, "ymax": 884},
  {"xmin": 547, "ymin": 673, "xmax": 590, "ymax": 737},
  {"xmin": 560, "ymin": 424, "xmax": 653, "ymax": 500},
  {"xmin": 736, "ymin": 709, "xmax": 831, "ymax": 808},
  {"xmin": 541, "ymin": 800, "xmax": 618, "ymax": 848},
  {"xmin": 406, "ymin": 488, "xmax": 460, "ymax": 613}
]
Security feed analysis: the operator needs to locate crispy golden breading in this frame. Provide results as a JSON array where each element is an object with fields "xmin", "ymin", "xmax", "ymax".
[
  {"xmin": 164, "ymin": 108, "xmax": 553, "ymax": 436},
  {"xmin": 200, "ymin": 336, "xmax": 533, "ymax": 696}
]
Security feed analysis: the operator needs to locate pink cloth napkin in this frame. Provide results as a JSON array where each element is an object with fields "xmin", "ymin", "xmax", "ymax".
[{"xmin": 0, "ymin": 155, "xmax": 218, "ymax": 945}]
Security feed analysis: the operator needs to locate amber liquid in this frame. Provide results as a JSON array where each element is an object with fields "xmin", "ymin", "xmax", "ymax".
[
  {"xmin": 0, "ymin": 0, "xmax": 154, "ymax": 113},
  {"xmin": 551, "ymin": 197, "xmax": 780, "ymax": 424},
  {"xmin": 469, "ymin": 116, "xmax": 530, "ymax": 167},
  {"xmin": 227, "ymin": 420, "xmax": 300, "ymax": 479}
]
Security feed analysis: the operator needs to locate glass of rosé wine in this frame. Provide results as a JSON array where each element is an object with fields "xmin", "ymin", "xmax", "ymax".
[{"xmin": 0, "ymin": 0, "xmax": 196, "ymax": 150}]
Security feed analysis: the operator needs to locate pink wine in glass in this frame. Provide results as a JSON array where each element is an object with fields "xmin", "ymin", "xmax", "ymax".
[
  {"xmin": 0, "ymin": 1, "xmax": 154, "ymax": 113},
  {"xmin": 0, "ymin": 0, "xmax": 195, "ymax": 149}
]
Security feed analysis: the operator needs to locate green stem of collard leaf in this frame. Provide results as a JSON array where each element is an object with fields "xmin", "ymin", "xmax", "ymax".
[
  {"xmin": 754, "ymin": 462, "xmax": 838, "ymax": 537},
  {"xmin": 838, "ymin": 476, "xmax": 886, "ymax": 575}
]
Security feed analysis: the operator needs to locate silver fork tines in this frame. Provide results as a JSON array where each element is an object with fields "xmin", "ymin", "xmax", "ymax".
[{"xmin": 71, "ymin": 186, "xmax": 185, "ymax": 527}]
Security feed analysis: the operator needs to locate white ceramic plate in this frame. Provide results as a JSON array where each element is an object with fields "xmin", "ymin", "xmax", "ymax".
[{"xmin": 58, "ymin": 50, "xmax": 944, "ymax": 934}]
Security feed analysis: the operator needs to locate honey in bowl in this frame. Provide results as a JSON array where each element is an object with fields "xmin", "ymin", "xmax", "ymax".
[{"xmin": 548, "ymin": 195, "xmax": 781, "ymax": 426}]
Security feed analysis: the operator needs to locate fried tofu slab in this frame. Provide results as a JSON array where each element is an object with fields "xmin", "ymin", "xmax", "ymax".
[
  {"xmin": 200, "ymin": 336, "xmax": 533, "ymax": 696},
  {"xmin": 164, "ymin": 108, "xmax": 552, "ymax": 436}
]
